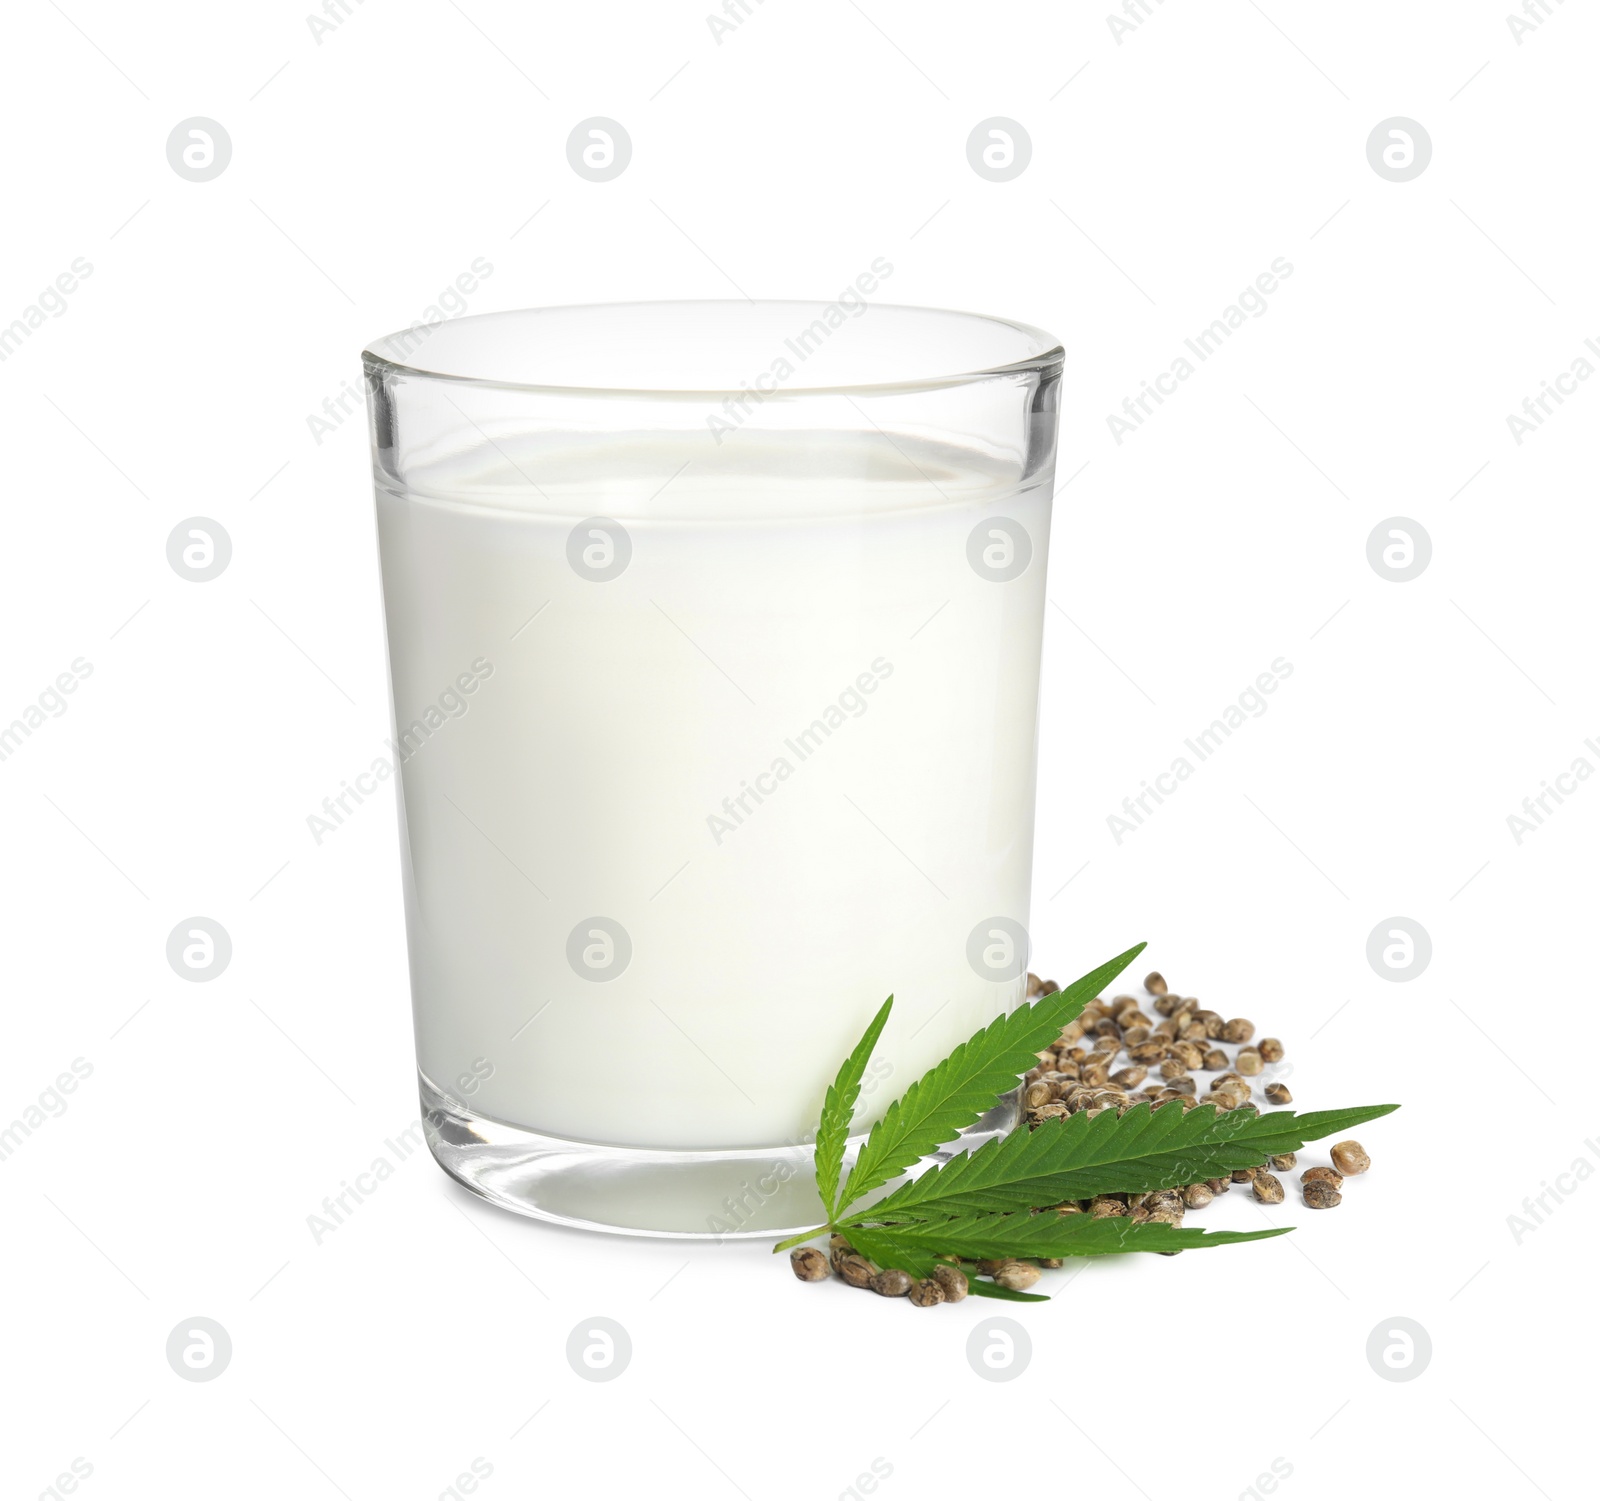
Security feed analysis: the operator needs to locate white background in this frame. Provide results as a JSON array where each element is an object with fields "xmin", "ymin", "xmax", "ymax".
[{"xmin": 2, "ymin": 2, "xmax": 1595, "ymax": 1497}]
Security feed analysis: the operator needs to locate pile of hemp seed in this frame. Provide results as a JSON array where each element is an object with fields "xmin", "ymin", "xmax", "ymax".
[{"xmin": 790, "ymin": 969, "xmax": 1374, "ymax": 1305}]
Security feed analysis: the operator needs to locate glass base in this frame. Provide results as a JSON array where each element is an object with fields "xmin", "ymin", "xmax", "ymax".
[{"xmin": 419, "ymin": 1070, "xmax": 1021, "ymax": 1239}]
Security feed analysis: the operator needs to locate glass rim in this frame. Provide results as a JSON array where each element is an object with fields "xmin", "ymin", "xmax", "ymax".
[{"xmin": 361, "ymin": 299, "xmax": 1063, "ymax": 400}]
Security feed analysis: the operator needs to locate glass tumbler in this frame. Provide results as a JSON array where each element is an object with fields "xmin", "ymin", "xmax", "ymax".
[{"xmin": 362, "ymin": 301, "xmax": 1062, "ymax": 1236}]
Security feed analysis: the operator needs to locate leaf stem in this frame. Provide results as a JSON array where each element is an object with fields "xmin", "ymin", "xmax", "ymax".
[{"xmin": 771, "ymin": 1224, "xmax": 832, "ymax": 1254}]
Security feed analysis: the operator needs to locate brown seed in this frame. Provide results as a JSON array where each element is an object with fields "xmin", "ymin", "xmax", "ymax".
[
  {"xmin": 930, "ymin": 1263, "xmax": 969, "ymax": 1302},
  {"xmin": 1303, "ymin": 1180, "xmax": 1342, "ymax": 1209},
  {"xmin": 994, "ymin": 1260, "xmax": 1041, "ymax": 1291},
  {"xmin": 1158, "ymin": 1056, "xmax": 1191, "ymax": 1081},
  {"xmin": 870, "ymin": 1268, "xmax": 913, "ymax": 1297},
  {"xmin": 1038, "ymin": 979, "xmax": 1060, "ymax": 996},
  {"xmin": 1301, "ymin": 1165, "xmax": 1344, "ymax": 1189},
  {"xmin": 1252, "ymin": 1171, "xmax": 1285, "ymax": 1205},
  {"xmin": 1202, "ymin": 1047, "xmax": 1230, "ymax": 1071},
  {"xmin": 1203, "ymin": 1014, "xmax": 1226, "ymax": 1039},
  {"xmin": 1235, "ymin": 1048, "xmax": 1263, "ymax": 1076},
  {"xmin": 1030, "ymin": 1102, "xmax": 1068, "ymax": 1123},
  {"xmin": 1268, "ymin": 1152, "xmax": 1297, "ymax": 1171},
  {"xmin": 790, "ymin": 1247, "xmax": 830, "ymax": 1282},
  {"xmin": 1079, "ymin": 1063, "xmax": 1110, "ymax": 1089},
  {"xmin": 1144, "ymin": 970, "xmax": 1168, "ymax": 995},
  {"xmin": 836, "ymin": 1254, "xmax": 874, "ymax": 1288},
  {"xmin": 1145, "ymin": 1207, "xmax": 1184, "ymax": 1226},
  {"xmin": 1258, "ymin": 1037, "xmax": 1284, "ymax": 1063},
  {"xmin": 1128, "ymin": 1040, "xmax": 1168, "ymax": 1063},
  {"xmin": 1171, "ymin": 1040, "xmax": 1205, "ymax": 1069},
  {"xmin": 1233, "ymin": 1103, "xmax": 1259, "ymax": 1117},
  {"xmin": 1330, "ymin": 1140, "xmax": 1371, "ymax": 1175},
  {"xmin": 1122, "ymin": 1025, "xmax": 1152, "ymax": 1048},
  {"xmin": 1221, "ymin": 1018, "xmax": 1255, "ymax": 1044},
  {"xmin": 1207, "ymin": 1177, "xmax": 1231, "ymax": 1194},
  {"xmin": 1110, "ymin": 1065, "xmax": 1147, "ymax": 1089},
  {"xmin": 1153, "ymin": 992, "xmax": 1179, "ymax": 1017},
  {"xmin": 1092, "ymin": 1017, "xmax": 1121, "ymax": 1041},
  {"xmin": 1022, "ymin": 1080, "xmax": 1054, "ymax": 1110},
  {"xmin": 1264, "ymin": 1082, "xmax": 1293, "ymax": 1105},
  {"xmin": 1165, "ymin": 1076, "xmax": 1198, "ymax": 1096},
  {"xmin": 1230, "ymin": 1168, "xmax": 1256, "ymax": 1184},
  {"xmin": 908, "ymin": 1277, "xmax": 946, "ymax": 1307},
  {"xmin": 1026, "ymin": 972, "xmax": 1045, "ymax": 998},
  {"xmin": 1183, "ymin": 1182, "xmax": 1214, "ymax": 1209},
  {"xmin": 1180, "ymin": 1021, "xmax": 1209, "ymax": 1043},
  {"xmin": 1037, "ymin": 1257, "xmax": 1065, "ymax": 1269},
  {"xmin": 1141, "ymin": 1189, "xmax": 1183, "ymax": 1212},
  {"xmin": 974, "ymin": 1259, "xmax": 1005, "ymax": 1276},
  {"xmin": 1089, "ymin": 1195, "xmax": 1129, "ymax": 1218}
]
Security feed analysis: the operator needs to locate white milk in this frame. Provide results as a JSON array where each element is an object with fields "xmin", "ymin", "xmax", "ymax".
[{"xmin": 375, "ymin": 429, "xmax": 1050, "ymax": 1150}]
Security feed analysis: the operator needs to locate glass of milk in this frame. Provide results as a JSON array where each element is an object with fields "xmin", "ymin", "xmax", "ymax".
[{"xmin": 363, "ymin": 301, "xmax": 1063, "ymax": 1236}]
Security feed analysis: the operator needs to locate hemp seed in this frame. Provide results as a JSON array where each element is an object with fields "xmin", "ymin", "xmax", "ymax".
[
  {"xmin": 1183, "ymin": 1182, "xmax": 1215, "ymax": 1209},
  {"xmin": 1330, "ymin": 1140, "xmax": 1371, "ymax": 1175},
  {"xmin": 930, "ymin": 1263, "xmax": 969, "ymax": 1302},
  {"xmin": 1235, "ymin": 1048, "xmax": 1264, "ymax": 1076},
  {"xmin": 994, "ymin": 1260, "xmax": 1041, "ymax": 1291},
  {"xmin": 791, "ymin": 1247, "xmax": 830, "ymax": 1281},
  {"xmin": 1252, "ymin": 1171, "xmax": 1286, "ymax": 1205},
  {"xmin": 1303, "ymin": 1180, "xmax": 1342, "ymax": 1209},
  {"xmin": 870, "ymin": 1268, "xmax": 913, "ymax": 1297},
  {"xmin": 836, "ymin": 1254, "xmax": 874, "ymax": 1289},
  {"xmin": 1221, "ymin": 1018, "xmax": 1255, "ymax": 1044},
  {"xmin": 1144, "ymin": 971, "xmax": 1168, "ymax": 996},
  {"xmin": 1268, "ymin": 1152, "xmax": 1296, "ymax": 1172},
  {"xmin": 1301, "ymin": 1165, "xmax": 1343, "ymax": 1189},
  {"xmin": 908, "ymin": 1277, "xmax": 946, "ymax": 1307},
  {"xmin": 1264, "ymin": 1082, "xmax": 1293, "ymax": 1105},
  {"xmin": 1258, "ymin": 1037, "xmax": 1284, "ymax": 1063}
]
